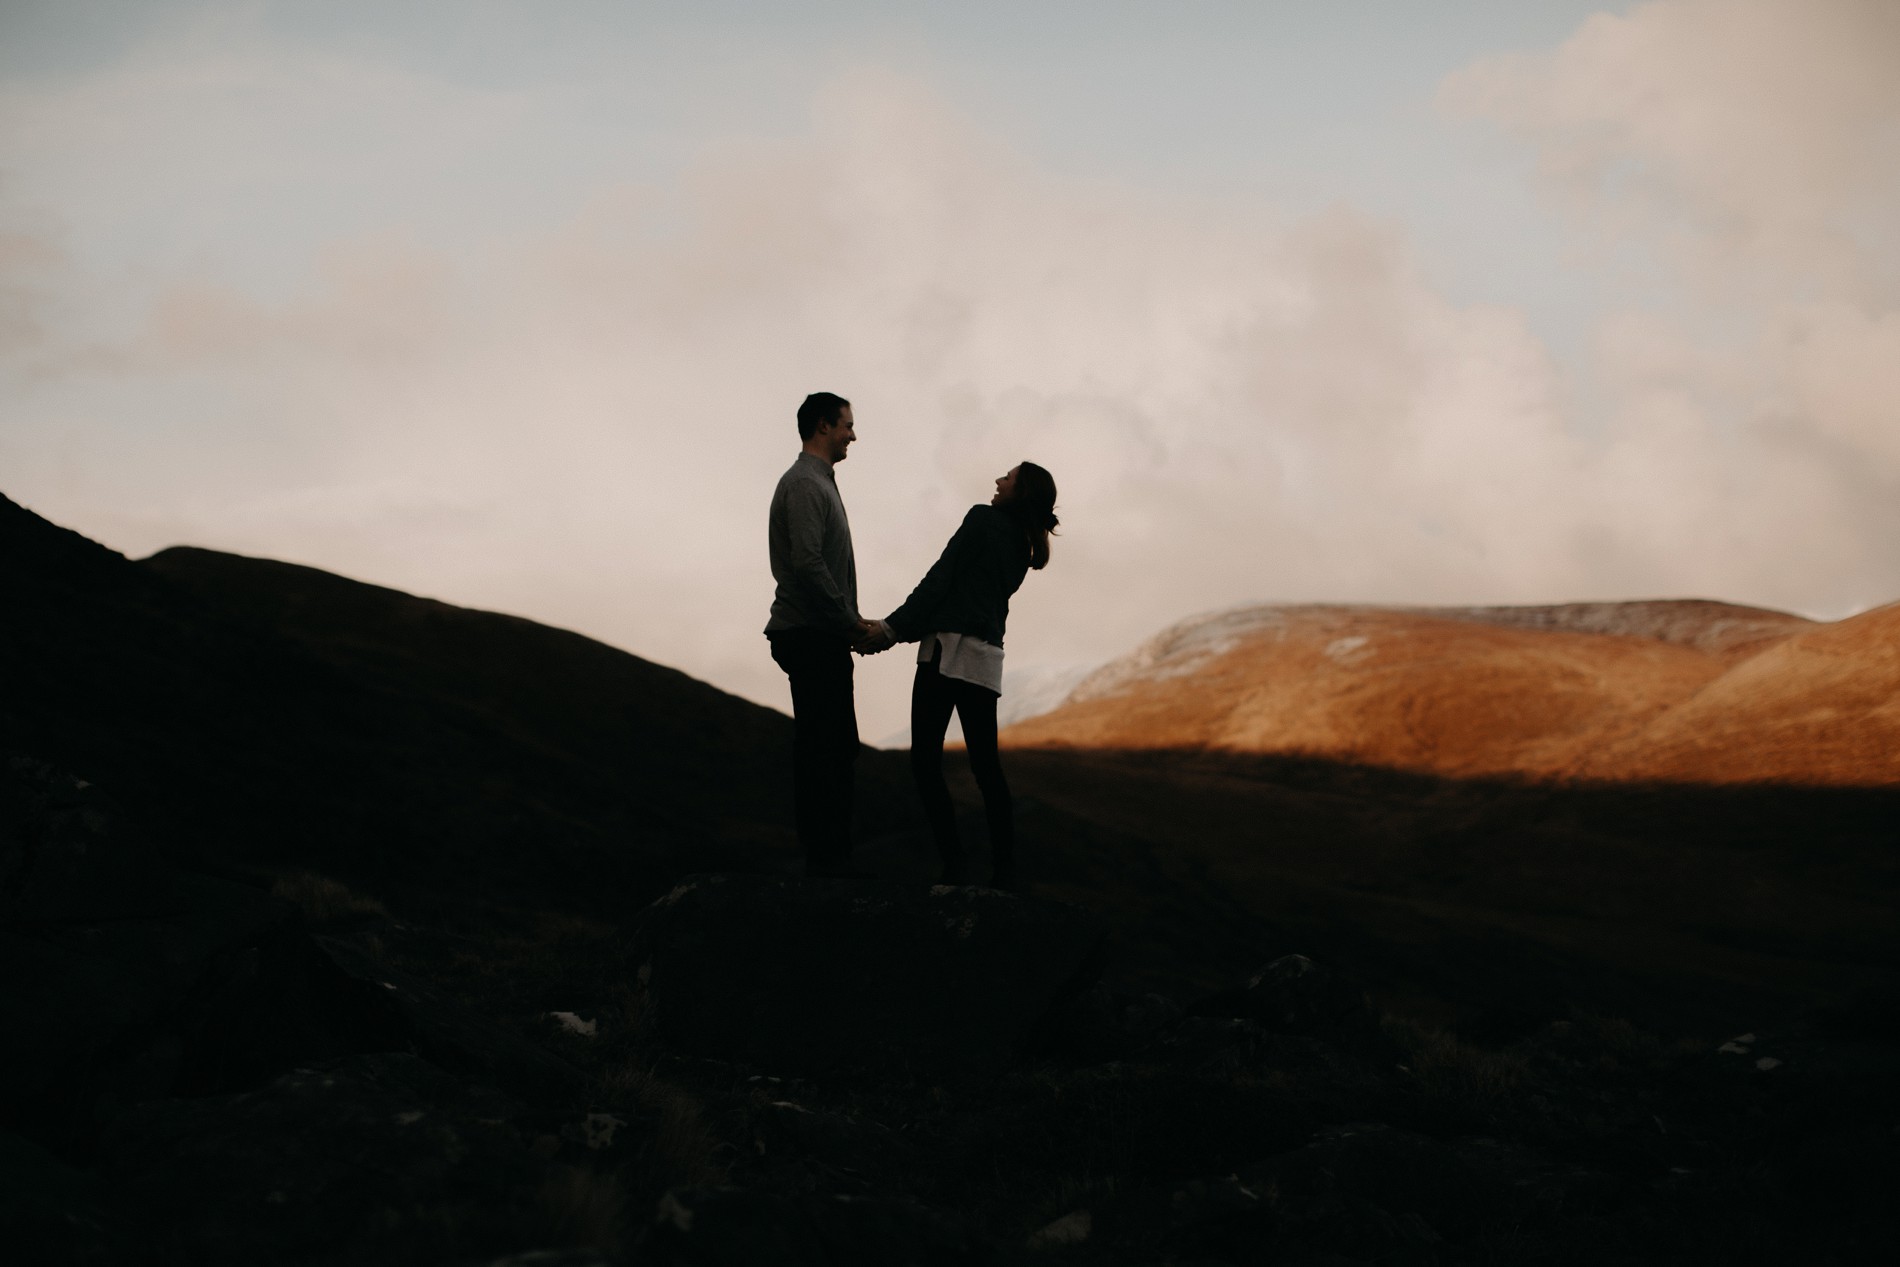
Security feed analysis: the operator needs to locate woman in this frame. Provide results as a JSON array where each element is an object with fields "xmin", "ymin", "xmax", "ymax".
[{"xmin": 877, "ymin": 462, "xmax": 1059, "ymax": 887}]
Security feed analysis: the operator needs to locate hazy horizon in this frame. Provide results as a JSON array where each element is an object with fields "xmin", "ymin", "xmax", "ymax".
[{"xmin": 5, "ymin": 0, "xmax": 1897, "ymax": 740}]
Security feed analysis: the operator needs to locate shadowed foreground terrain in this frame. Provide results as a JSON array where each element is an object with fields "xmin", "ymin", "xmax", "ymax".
[{"xmin": 5, "ymin": 491, "xmax": 1897, "ymax": 1263}]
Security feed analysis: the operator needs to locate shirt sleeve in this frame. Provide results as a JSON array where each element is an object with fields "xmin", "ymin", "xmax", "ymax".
[
  {"xmin": 783, "ymin": 477, "xmax": 860, "ymax": 630},
  {"xmin": 884, "ymin": 507, "xmax": 981, "ymax": 642}
]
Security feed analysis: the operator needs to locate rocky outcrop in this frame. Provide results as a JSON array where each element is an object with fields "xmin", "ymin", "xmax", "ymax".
[{"xmin": 627, "ymin": 874, "xmax": 1105, "ymax": 1071}]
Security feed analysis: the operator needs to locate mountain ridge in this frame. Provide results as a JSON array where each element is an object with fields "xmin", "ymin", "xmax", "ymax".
[
  {"xmin": 1005, "ymin": 597, "xmax": 1897, "ymax": 785},
  {"xmin": 3, "ymin": 492, "xmax": 917, "ymax": 907}
]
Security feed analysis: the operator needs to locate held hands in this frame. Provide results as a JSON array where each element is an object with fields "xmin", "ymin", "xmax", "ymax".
[{"xmin": 852, "ymin": 618, "xmax": 896, "ymax": 655}]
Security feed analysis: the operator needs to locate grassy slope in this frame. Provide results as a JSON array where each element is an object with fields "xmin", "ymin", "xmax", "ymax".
[
  {"xmin": 1000, "ymin": 748, "xmax": 1900, "ymax": 1033},
  {"xmin": 2, "ymin": 493, "xmax": 912, "ymax": 910},
  {"xmin": 13, "ymin": 493, "xmax": 1898, "ymax": 1260},
  {"xmin": 1004, "ymin": 600, "xmax": 1900, "ymax": 786}
]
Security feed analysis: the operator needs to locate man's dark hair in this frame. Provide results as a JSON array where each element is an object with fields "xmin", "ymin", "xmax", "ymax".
[{"xmin": 797, "ymin": 392, "xmax": 851, "ymax": 441}]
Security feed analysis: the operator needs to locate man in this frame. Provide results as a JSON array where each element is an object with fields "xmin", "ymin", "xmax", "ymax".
[{"xmin": 766, "ymin": 392, "xmax": 880, "ymax": 877}]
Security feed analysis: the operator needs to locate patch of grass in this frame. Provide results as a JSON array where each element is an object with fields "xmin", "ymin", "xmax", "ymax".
[
  {"xmin": 1019, "ymin": 1172, "xmax": 1116, "ymax": 1246},
  {"xmin": 270, "ymin": 870, "xmax": 389, "ymax": 930},
  {"xmin": 595, "ymin": 1057, "xmax": 727, "ymax": 1191},
  {"xmin": 1386, "ymin": 1018, "xmax": 1532, "ymax": 1125}
]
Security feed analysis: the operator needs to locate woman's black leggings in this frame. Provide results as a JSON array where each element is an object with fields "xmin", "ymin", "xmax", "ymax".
[{"xmin": 910, "ymin": 649, "xmax": 1014, "ymax": 881}]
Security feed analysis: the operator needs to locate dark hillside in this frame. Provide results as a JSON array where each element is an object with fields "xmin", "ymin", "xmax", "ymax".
[
  {"xmin": 996, "ymin": 748, "xmax": 1900, "ymax": 1034},
  {"xmin": 6, "ymin": 492, "xmax": 1899, "ymax": 1263},
  {"xmin": 1, "ymin": 494, "xmax": 913, "ymax": 909}
]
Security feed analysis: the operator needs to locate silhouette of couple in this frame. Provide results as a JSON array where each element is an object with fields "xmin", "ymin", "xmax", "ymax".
[{"xmin": 765, "ymin": 391, "xmax": 1060, "ymax": 887}]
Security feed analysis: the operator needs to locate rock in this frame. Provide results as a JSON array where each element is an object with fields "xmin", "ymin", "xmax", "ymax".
[
  {"xmin": 317, "ymin": 936, "xmax": 584, "ymax": 1105},
  {"xmin": 1027, "ymin": 1209, "xmax": 1092, "ymax": 1246},
  {"xmin": 742, "ymin": 1093, "xmax": 921, "ymax": 1194},
  {"xmin": 546, "ymin": 1010, "xmax": 597, "ymax": 1038},
  {"xmin": 1190, "ymin": 953, "xmax": 1379, "ymax": 1037},
  {"xmin": 96, "ymin": 1053, "xmax": 562, "ymax": 1267},
  {"xmin": 638, "ymin": 1186, "xmax": 993, "ymax": 1266},
  {"xmin": 626, "ymin": 874, "xmax": 1104, "ymax": 1071}
]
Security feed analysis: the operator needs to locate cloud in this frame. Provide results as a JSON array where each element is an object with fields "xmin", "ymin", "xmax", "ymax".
[
  {"xmin": 1442, "ymin": 0, "xmax": 1900, "ymax": 302},
  {"xmin": 1439, "ymin": 0, "xmax": 1900, "ymax": 612},
  {"xmin": 0, "ymin": 227, "xmax": 63, "ymax": 357},
  {"xmin": 4, "ymin": 8, "xmax": 1900, "ymax": 740}
]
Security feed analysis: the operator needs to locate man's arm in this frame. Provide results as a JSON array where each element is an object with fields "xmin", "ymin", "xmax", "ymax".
[{"xmin": 783, "ymin": 479, "xmax": 860, "ymax": 631}]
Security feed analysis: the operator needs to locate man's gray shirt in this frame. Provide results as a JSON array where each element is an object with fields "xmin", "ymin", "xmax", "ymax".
[{"xmin": 766, "ymin": 452, "xmax": 859, "ymax": 634}]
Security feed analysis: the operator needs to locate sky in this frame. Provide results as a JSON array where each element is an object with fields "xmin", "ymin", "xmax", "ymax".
[{"xmin": 3, "ymin": 0, "xmax": 1897, "ymax": 743}]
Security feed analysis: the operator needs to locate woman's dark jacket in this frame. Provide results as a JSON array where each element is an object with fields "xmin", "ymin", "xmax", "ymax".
[{"xmin": 885, "ymin": 505, "xmax": 1031, "ymax": 648}]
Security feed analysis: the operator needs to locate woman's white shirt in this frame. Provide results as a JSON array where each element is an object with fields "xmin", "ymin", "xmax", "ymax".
[{"xmin": 917, "ymin": 631, "xmax": 1004, "ymax": 694}]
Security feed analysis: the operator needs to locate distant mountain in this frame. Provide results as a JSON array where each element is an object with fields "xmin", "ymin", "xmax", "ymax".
[
  {"xmin": 1, "ymin": 493, "xmax": 912, "ymax": 907},
  {"xmin": 1002, "ymin": 599, "xmax": 1900, "ymax": 785},
  {"xmin": 1569, "ymin": 601, "xmax": 1900, "ymax": 785}
]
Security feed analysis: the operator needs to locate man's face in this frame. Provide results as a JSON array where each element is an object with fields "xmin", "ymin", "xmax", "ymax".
[{"xmin": 819, "ymin": 404, "xmax": 856, "ymax": 463}]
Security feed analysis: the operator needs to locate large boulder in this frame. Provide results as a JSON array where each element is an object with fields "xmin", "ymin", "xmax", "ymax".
[{"xmin": 626, "ymin": 875, "xmax": 1104, "ymax": 1071}]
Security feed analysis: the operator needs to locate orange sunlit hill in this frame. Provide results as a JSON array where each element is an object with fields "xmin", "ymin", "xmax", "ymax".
[{"xmin": 1001, "ymin": 599, "xmax": 1900, "ymax": 786}]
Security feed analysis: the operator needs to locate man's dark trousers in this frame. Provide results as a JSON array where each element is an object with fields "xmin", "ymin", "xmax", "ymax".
[{"xmin": 768, "ymin": 628, "xmax": 859, "ymax": 873}]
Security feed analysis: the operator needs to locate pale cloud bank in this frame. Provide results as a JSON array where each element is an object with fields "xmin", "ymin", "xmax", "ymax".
[{"xmin": 2, "ymin": 0, "xmax": 1897, "ymax": 740}]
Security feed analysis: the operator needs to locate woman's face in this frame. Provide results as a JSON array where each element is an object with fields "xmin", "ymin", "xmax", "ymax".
[{"xmin": 991, "ymin": 465, "xmax": 1021, "ymax": 506}]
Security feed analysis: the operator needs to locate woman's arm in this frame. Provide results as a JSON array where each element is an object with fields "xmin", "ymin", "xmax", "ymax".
[{"xmin": 883, "ymin": 507, "xmax": 982, "ymax": 642}]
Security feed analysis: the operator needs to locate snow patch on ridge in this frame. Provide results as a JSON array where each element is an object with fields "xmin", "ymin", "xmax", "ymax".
[
  {"xmin": 1066, "ymin": 606, "xmax": 1290, "ymax": 704},
  {"xmin": 1053, "ymin": 598, "xmax": 1815, "ymax": 710},
  {"xmin": 1324, "ymin": 635, "xmax": 1372, "ymax": 664}
]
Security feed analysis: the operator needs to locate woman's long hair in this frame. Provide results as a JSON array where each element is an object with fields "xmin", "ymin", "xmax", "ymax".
[{"xmin": 1004, "ymin": 462, "xmax": 1059, "ymax": 570}]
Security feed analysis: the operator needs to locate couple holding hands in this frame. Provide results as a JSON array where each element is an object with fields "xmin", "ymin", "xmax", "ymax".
[{"xmin": 764, "ymin": 391, "xmax": 1060, "ymax": 887}]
